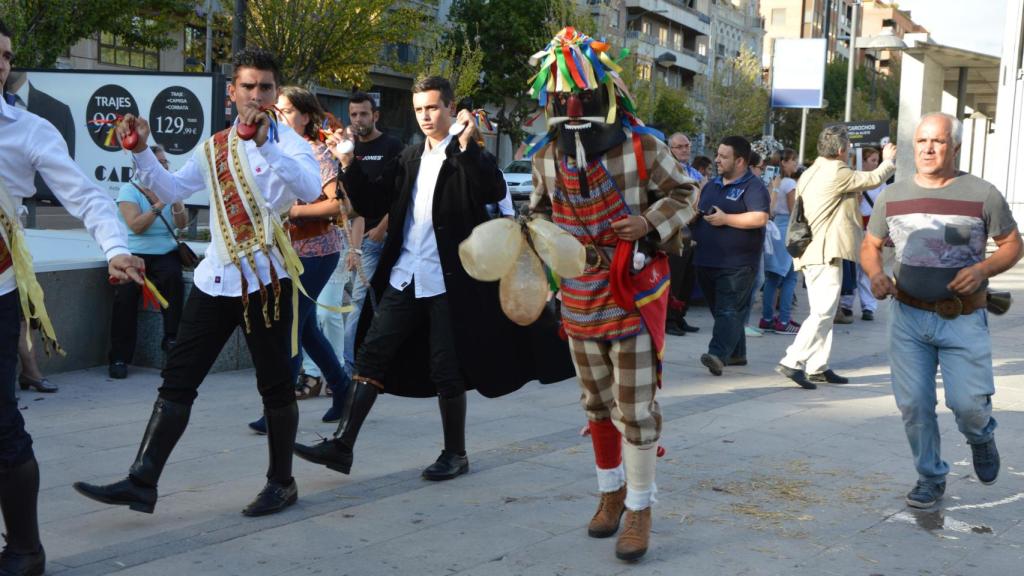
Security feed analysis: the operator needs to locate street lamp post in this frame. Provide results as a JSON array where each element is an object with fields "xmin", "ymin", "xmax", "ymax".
[
  {"xmin": 651, "ymin": 51, "xmax": 677, "ymax": 112},
  {"xmin": 859, "ymin": 30, "xmax": 908, "ymax": 111},
  {"xmin": 844, "ymin": 0, "xmax": 861, "ymax": 122}
]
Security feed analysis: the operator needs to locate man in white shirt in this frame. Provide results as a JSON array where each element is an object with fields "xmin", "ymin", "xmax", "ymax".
[
  {"xmin": 1, "ymin": 19, "xmax": 143, "ymax": 576},
  {"xmin": 295, "ymin": 76, "xmax": 575, "ymax": 481},
  {"xmin": 74, "ymin": 48, "xmax": 321, "ymax": 519}
]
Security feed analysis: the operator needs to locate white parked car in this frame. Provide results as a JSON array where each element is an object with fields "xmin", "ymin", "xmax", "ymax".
[{"xmin": 502, "ymin": 160, "xmax": 533, "ymax": 202}]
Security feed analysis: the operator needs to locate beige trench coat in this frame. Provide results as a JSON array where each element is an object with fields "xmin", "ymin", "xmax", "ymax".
[{"xmin": 792, "ymin": 156, "xmax": 896, "ymax": 271}]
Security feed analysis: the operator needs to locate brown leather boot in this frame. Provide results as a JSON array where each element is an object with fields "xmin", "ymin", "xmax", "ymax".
[
  {"xmin": 615, "ymin": 507, "xmax": 652, "ymax": 561},
  {"xmin": 587, "ymin": 485, "xmax": 626, "ymax": 538}
]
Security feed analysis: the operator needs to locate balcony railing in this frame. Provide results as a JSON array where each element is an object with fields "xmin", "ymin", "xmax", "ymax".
[
  {"xmin": 625, "ymin": 30, "xmax": 709, "ymax": 65},
  {"xmin": 660, "ymin": 0, "xmax": 712, "ymax": 24}
]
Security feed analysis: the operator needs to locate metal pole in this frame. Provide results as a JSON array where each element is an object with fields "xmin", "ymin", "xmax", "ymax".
[
  {"xmin": 232, "ymin": 0, "xmax": 246, "ymax": 55},
  {"xmin": 844, "ymin": 0, "xmax": 860, "ymax": 122},
  {"xmin": 798, "ymin": 107, "xmax": 809, "ymax": 165},
  {"xmin": 956, "ymin": 66, "xmax": 968, "ymax": 120},
  {"xmin": 869, "ymin": 51, "xmax": 878, "ymax": 111},
  {"xmin": 204, "ymin": 0, "xmax": 214, "ymax": 72},
  {"xmin": 822, "ymin": 0, "xmax": 832, "ymax": 60}
]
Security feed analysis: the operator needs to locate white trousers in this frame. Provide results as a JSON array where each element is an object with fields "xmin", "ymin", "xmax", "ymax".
[{"xmin": 780, "ymin": 262, "xmax": 841, "ymax": 374}]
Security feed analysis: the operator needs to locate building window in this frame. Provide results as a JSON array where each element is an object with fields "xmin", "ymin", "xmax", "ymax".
[
  {"xmin": 659, "ymin": 26, "xmax": 668, "ymax": 45},
  {"xmin": 638, "ymin": 63, "xmax": 652, "ymax": 81},
  {"xmin": 642, "ymin": 20, "xmax": 653, "ymax": 36},
  {"xmin": 772, "ymin": 8, "xmax": 785, "ymax": 26},
  {"xmin": 98, "ymin": 31, "xmax": 159, "ymax": 70}
]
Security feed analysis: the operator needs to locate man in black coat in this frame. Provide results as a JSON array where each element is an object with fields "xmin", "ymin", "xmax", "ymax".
[{"xmin": 295, "ymin": 76, "xmax": 574, "ymax": 480}]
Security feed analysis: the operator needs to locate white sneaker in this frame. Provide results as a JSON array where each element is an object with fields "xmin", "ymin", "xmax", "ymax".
[{"xmin": 744, "ymin": 325, "xmax": 763, "ymax": 337}]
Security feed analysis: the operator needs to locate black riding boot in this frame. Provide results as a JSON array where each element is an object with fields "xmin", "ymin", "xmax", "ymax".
[
  {"xmin": 243, "ymin": 402, "xmax": 299, "ymax": 517},
  {"xmin": 0, "ymin": 457, "xmax": 45, "ymax": 576},
  {"xmin": 73, "ymin": 398, "xmax": 191, "ymax": 514},
  {"xmin": 422, "ymin": 392, "xmax": 469, "ymax": 481},
  {"xmin": 294, "ymin": 378, "xmax": 378, "ymax": 474}
]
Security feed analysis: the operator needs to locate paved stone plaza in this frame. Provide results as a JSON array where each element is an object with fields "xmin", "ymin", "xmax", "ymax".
[{"xmin": 22, "ymin": 263, "xmax": 1024, "ymax": 575}]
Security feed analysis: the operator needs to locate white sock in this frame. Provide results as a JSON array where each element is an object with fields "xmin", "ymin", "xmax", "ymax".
[
  {"xmin": 595, "ymin": 464, "xmax": 625, "ymax": 493},
  {"xmin": 623, "ymin": 442, "xmax": 658, "ymax": 511}
]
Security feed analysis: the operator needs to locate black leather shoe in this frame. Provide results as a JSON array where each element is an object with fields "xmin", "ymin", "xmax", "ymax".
[
  {"xmin": 808, "ymin": 369, "xmax": 849, "ymax": 384},
  {"xmin": 861, "ymin": 310, "xmax": 874, "ymax": 321},
  {"xmin": 248, "ymin": 415, "xmax": 267, "ymax": 435},
  {"xmin": 294, "ymin": 439, "xmax": 353, "ymax": 474},
  {"xmin": 422, "ymin": 450, "xmax": 469, "ymax": 481},
  {"xmin": 680, "ymin": 319, "xmax": 700, "ymax": 333},
  {"xmin": 241, "ymin": 479, "xmax": 297, "ymax": 517},
  {"xmin": 0, "ymin": 545, "xmax": 45, "ymax": 576},
  {"xmin": 725, "ymin": 356, "xmax": 747, "ymax": 366},
  {"xmin": 73, "ymin": 477, "xmax": 157, "ymax": 514},
  {"xmin": 17, "ymin": 375, "xmax": 57, "ymax": 393},
  {"xmin": 108, "ymin": 362, "xmax": 127, "ymax": 379},
  {"xmin": 665, "ymin": 322, "xmax": 687, "ymax": 336},
  {"xmin": 776, "ymin": 364, "xmax": 817, "ymax": 390}
]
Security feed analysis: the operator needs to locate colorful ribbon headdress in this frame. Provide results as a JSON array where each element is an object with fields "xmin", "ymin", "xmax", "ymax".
[{"xmin": 527, "ymin": 27, "xmax": 638, "ymax": 125}]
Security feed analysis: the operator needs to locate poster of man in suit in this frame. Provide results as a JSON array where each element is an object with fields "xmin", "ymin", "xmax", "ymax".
[{"xmin": 4, "ymin": 70, "xmax": 75, "ymax": 203}]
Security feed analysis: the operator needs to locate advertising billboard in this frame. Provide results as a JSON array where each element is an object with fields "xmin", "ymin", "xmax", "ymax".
[{"xmin": 11, "ymin": 69, "xmax": 219, "ymax": 206}]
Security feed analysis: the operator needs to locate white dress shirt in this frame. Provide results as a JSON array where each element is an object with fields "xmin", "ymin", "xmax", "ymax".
[
  {"xmin": 0, "ymin": 98, "xmax": 130, "ymax": 296},
  {"xmin": 134, "ymin": 122, "xmax": 321, "ymax": 297},
  {"xmin": 389, "ymin": 134, "xmax": 453, "ymax": 298}
]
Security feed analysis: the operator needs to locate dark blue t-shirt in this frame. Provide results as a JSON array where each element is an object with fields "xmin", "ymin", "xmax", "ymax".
[{"xmin": 692, "ymin": 170, "xmax": 771, "ymax": 269}]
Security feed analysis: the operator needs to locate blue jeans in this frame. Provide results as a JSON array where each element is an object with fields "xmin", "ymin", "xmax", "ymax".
[
  {"xmin": 292, "ymin": 253, "xmax": 349, "ymax": 395},
  {"xmin": 889, "ymin": 301, "xmax": 997, "ymax": 486},
  {"xmin": 302, "ymin": 248, "xmax": 348, "ymax": 380},
  {"xmin": 696, "ymin": 265, "xmax": 756, "ymax": 360},
  {"xmin": 743, "ymin": 258, "xmax": 765, "ymax": 326},
  {"xmin": 344, "ymin": 236, "xmax": 385, "ymax": 375},
  {"xmin": 762, "ymin": 267, "xmax": 798, "ymax": 324}
]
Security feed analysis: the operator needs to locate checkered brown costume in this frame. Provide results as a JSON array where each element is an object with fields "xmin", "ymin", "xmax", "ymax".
[{"xmin": 530, "ymin": 133, "xmax": 694, "ymax": 448}]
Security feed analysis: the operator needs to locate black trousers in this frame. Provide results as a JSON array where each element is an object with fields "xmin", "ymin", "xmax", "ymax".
[
  {"xmin": 109, "ymin": 250, "xmax": 184, "ymax": 364},
  {"xmin": 0, "ymin": 290, "xmax": 32, "ymax": 468},
  {"xmin": 355, "ymin": 283, "xmax": 465, "ymax": 398},
  {"xmin": 158, "ymin": 280, "xmax": 294, "ymax": 409},
  {"xmin": 668, "ymin": 248, "xmax": 697, "ymax": 316}
]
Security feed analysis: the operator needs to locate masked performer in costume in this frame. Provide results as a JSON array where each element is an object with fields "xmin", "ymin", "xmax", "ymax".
[
  {"xmin": 0, "ymin": 19, "xmax": 145, "ymax": 575},
  {"xmin": 293, "ymin": 76, "xmax": 575, "ymax": 481},
  {"xmin": 74, "ymin": 48, "xmax": 322, "ymax": 518},
  {"xmin": 526, "ymin": 28, "xmax": 695, "ymax": 561}
]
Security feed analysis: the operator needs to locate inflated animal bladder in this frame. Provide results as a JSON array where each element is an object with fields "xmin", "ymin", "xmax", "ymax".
[
  {"xmin": 499, "ymin": 246, "xmax": 549, "ymax": 326},
  {"xmin": 527, "ymin": 218, "xmax": 586, "ymax": 279},
  {"xmin": 459, "ymin": 216, "xmax": 586, "ymax": 325},
  {"xmin": 458, "ymin": 218, "xmax": 522, "ymax": 281}
]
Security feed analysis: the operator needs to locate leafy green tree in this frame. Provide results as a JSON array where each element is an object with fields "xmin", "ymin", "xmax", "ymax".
[
  {"xmin": 630, "ymin": 83, "xmax": 698, "ymax": 137},
  {"xmin": 697, "ymin": 45, "xmax": 769, "ymax": 148},
  {"xmin": 446, "ymin": 0, "xmax": 596, "ymax": 151},
  {"xmin": 1, "ymin": 0, "xmax": 194, "ymax": 69},
  {"xmin": 417, "ymin": 27, "xmax": 485, "ymax": 104},
  {"xmin": 246, "ymin": 0, "xmax": 423, "ymax": 88}
]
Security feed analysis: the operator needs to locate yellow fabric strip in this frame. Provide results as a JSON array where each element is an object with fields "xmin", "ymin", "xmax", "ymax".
[
  {"xmin": 0, "ymin": 202, "xmax": 63, "ymax": 356},
  {"xmin": 144, "ymin": 276, "xmax": 169, "ymax": 308}
]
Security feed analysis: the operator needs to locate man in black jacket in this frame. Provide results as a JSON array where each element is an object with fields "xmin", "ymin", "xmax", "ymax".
[{"xmin": 295, "ymin": 76, "xmax": 573, "ymax": 480}]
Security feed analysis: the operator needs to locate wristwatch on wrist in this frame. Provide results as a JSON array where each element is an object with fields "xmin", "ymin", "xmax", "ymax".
[{"xmin": 150, "ymin": 205, "xmax": 162, "ymax": 215}]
